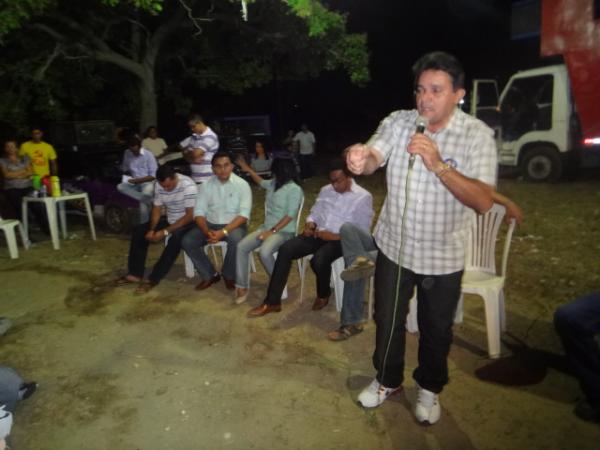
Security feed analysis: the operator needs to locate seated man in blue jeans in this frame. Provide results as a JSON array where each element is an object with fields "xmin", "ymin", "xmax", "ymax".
[
  {"xmin": 554, "ymin": 292, "xmax": 600, "ymax": 423},
  {"xmin": 182, "ymin": 151, "xmax": 252, "ymax": 291},
  {"xmin": 117, "ymin": 136, "xmax": 158, "ymax": 223}
]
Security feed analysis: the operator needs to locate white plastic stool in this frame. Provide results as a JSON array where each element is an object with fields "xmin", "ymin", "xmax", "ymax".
[{"xmin": 0, "ymin": 217, "xmax": 30, "ymax": 259}]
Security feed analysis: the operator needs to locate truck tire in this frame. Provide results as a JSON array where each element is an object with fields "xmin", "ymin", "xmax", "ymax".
[
  {"xmin": 521, "ymin": 146, "xmax": 562, "ymax": 182},
  {"xmin": 104, "ymin": 203, "xmax": 132, "ymax": 234}
]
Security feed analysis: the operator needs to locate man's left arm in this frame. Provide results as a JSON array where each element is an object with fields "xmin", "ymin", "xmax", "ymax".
[{"xmin": 408, "ymin": 133, "xmax": 494, "ymax": 214}]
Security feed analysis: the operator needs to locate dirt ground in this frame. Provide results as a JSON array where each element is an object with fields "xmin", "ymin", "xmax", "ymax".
[{"xmin": 1, "ymin": 173, "xmax": 600, "ymax": 450}]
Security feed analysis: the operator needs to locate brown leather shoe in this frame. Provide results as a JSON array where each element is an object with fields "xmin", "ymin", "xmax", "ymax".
[
  {"xmin": 223, "ymin": 277, "xmax": 236, "ymax": 291},
  {"xmin": 312, "ymin": 296, "xmax": 329, "ymax": 311},
  {"xmin": 247, "ymin": 303, "xmax": 281, "ymax": 317},
  {"xmin": 195, "ymin": 274, "xmax": 221, "ymax": 291}
]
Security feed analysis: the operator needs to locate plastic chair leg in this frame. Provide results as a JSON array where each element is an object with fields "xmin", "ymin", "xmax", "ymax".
[
  {"xmin": 482, "ymin": 290, "xmax": 502, "ymax": 359},
  {"xmin": 184, "ymin": 252, "xmax": 195, "ymax": 278},
  {"xmin": 3, "ymin": 224, "xmax": 19, "ymax": 259}
]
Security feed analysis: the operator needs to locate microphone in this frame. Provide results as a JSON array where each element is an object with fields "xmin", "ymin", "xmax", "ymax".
[{"xmin": 409, "ymin": 116, "xmax": 429, "ymax": 168}]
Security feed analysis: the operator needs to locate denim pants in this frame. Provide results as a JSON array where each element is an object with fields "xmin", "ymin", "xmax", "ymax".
[
  {"xmin": 235, "ymin": 228, "xmax": 294, "ymax": 289},
  {"xmin": 127, "ymin": 219, "xmax": 194, "ymax": 284},
  {"xmin": 372, "ymin": 251, "xmax": 463, "ymax": 393},
  {"xmin": 554, "ymin": 292, "xmax": 600, "ymax": 412},
  {"xmin": 181, "ymin": 223, "xmax": 247, "ymax": 281},
  {"xmin": 117, "ymin": 181, "xmax": 155, "ymax": 223},
  {"xmin": 339, "ymin": 223, "xmax": 377, "ymax": 326},
  {"xmin": 264, "ymin": 235, "xmax": 342, "ymax": 305}
]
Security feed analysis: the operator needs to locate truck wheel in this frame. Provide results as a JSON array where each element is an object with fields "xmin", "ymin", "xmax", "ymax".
[
  {"xmin": 104, "ymin": 203, "xmax": 131, "ymax": 234},
  {"xmin": 522, "ymin": 146, "xmax": 562, "ymax": 182}
]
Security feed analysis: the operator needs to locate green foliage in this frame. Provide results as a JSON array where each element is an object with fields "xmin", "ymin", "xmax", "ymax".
[{"xmin": 0, "ymin": 0, "xmax": 369, "ymax": 129}]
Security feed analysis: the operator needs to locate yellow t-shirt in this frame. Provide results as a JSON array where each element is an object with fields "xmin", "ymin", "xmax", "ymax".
[{"xmin": 19, "ymin": 141, "xmax": 57, "ymax": 177}]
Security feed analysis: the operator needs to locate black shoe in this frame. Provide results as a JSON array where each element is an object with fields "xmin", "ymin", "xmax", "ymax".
[
  {"xmin": 19, "ymin": 382, "xmax": 38, "ymax": 400},
  {"xmin": 574, "ymin": 399, "xmax": 600, "ymax": 423}
]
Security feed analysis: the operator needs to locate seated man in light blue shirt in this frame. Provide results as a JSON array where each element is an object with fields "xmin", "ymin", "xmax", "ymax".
[
  {"xmin": 182, "ymin": 151, "xmax": 252, "ymax": 291},
  {"xmin": 117, "ymin": 137, "xmax": 158, "ymax": 223},
  {"xmin": 248, "ymin": 157, "xmax": 373, "ymax": 317}
]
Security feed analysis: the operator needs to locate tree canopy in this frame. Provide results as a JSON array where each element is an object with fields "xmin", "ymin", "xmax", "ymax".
[{"xmin": 0, "ymin": 0, "xmax": 369, "ymax": 133}]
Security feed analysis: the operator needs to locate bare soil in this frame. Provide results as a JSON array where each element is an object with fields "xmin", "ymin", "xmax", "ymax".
[{"xmin": 1, "ymin": 172, "xmax": 600, "ymax": 449}]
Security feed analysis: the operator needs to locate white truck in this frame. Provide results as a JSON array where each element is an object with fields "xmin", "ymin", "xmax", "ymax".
[{"xmin": 470, "ymin": 64, "xmax": 599, "ymax": 182}]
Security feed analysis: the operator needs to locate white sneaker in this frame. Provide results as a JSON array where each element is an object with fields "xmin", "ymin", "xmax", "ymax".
[
  {"xmin": 357, "ymin": 379, "xmax": 400, "ymax": 408},
  {"xmin": 414, "ymin": 385, "xmax": 441, "ymax": 424}
]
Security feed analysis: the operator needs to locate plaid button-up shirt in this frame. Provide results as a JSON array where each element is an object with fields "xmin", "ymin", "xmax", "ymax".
[{"xmin": 369, "ymin": 108, "xmax": 497, "ymax": 275}]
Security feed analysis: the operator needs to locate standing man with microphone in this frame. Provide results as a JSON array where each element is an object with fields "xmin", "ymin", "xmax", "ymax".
[{"xmin": 346, "ymin": 51, "xmax": 496, "ymax": 425}]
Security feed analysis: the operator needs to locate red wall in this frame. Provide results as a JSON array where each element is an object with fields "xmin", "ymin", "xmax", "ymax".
[{"xmin": 541, "ymin": 0, "xmax": 600, "ymax": 137}]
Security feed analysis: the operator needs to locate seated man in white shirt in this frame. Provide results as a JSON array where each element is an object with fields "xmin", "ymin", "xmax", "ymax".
[
  {"xmin": 181, "ymin": 151, "xmax": 252, "ymax": 291},
  {"xmin": 247, "ymin": 158, "xmax": 373, "ymax": 317},
  {"xmin": 117, "ymin": 137, "xmax": 158, "ymax": 223}
]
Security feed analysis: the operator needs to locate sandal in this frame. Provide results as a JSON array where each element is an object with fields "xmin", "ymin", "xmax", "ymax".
[
  {"xmin": 327, "ymin": 324, "xmax": 363, "ymax": 341},
  {"xmin": 115, "ymin": 275, "xmax": 141, "ymax": 286},
  {"xmin": 134, "ymin": 281, "xmax": 157, "ymax": 295}
]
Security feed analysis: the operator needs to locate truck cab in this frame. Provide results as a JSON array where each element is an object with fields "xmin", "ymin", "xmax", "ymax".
[{"xmin": 470, "ymin": 64, "xmax": 595, "ymax": 182}]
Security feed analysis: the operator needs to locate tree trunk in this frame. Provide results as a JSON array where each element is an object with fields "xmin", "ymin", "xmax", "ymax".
[{"xmin": 137, "ymin": 65, "xmax": 157, "ymax": 133}]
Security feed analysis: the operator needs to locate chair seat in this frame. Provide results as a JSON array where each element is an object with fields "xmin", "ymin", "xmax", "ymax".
[{"xmin": 462, "ymin": 271, "xmax": 505, "ymax": 287}]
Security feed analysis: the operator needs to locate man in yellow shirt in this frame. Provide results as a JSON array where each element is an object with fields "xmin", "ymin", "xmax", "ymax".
[{"xmin": 19, "ymin": 128, "xmax": 58, "ymax": 177}]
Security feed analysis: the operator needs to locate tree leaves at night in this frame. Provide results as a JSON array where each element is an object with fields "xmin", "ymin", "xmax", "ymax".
[{"xmin": 0, "ymin": 0, "xmax": 369, "ymax": 131}]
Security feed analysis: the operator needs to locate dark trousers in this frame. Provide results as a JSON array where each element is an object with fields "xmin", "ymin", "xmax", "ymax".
[
  {"xmin": 264, "ymin": 235, "xmax": 342, "ymax": 305},
  {"xmin": 5, "ymin": 187, "xmax": 48, "ymax": 233},
  {"xmin": 554, "ymin": 292, "xmax": 600, "ymax": 412},
  {"xmin": 298, "ymin": 154, "xmax": 313, "ymax": 179},
  {"xmin": 373, "ymin": 251, "xmax": 463, "ymax": 393},
  {"xmin": 127, "ymin": 219, "xmax": 194, "ymax": 284}
]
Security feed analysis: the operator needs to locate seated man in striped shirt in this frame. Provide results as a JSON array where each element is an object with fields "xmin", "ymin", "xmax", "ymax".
[
  {"xmin": 116, "ymin": 164, "xmax": 198, "ymax": 294},
  {"xmin": 179, "ymin": 114, "xmax": 219, "ymax": 185}
]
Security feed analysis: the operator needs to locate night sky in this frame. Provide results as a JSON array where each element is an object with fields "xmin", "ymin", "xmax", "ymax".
[{"xmin": 196, "ymin": 0, "xmax": 545, "ymax": 148}]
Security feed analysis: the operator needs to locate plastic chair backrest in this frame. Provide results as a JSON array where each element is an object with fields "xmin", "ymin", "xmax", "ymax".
[{"xmin": 465, "ymin": 203, "xmax": 516, "ymax": 276}]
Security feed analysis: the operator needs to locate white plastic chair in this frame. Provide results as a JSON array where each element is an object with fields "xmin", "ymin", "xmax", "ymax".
[
  {"xmin": 406, "ymin": 204, "xmax": 516, "ymax": 359},
  {"xmin": 299, "ymin": 254, "xmax": 375, "ymax": 317},
  {"xmin": 0, "ymin": 215, "xmax": 29, "ymax": 259}
]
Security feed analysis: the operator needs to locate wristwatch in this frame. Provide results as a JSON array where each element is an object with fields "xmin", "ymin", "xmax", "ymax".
[
  {"xmin": 163, "ymin": 229, "xmax": 170, "ymax": 237},
  {"xmin": 222, "ymin": 228, "xmax": 229, "ymax": 236},
  {"xmin": 270, "ymin": 227, "xmax": 278, "ymax": 233}
]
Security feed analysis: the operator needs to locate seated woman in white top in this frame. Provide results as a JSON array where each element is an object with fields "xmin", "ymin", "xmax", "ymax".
[{"xmin": 234, "ymin": 156, "xmax": 303, "ymax": 304}]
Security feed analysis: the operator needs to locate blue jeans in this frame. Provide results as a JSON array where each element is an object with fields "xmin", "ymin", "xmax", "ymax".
[
  {"xmin": 235, "ymin": 228, "xmax": 294, "ymax": 289},
  {"xmin": 339, "ymin": 223, "xmax": 377, "ymax": 326},
  {"xmin": 117, "ymin": 181, "xmax": 154, "ymax": 223},
  {"xmin": 181, "ymin": 223, "xmax": 247, "ymax": 281},
  {"xmin": 554, "ymin": 292, "xmax": 600, "ymax": 412}
]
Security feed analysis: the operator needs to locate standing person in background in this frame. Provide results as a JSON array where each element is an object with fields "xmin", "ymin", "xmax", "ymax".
[
  {"xmin": 19, "ymin": 127, "xmax": 57, "ymax": 178},
  {"xmin": 294, "ymin": 124, "xmax": 316, "ymax": 179},
  {"xmin": 117, "ymin": 137, "xmax": 158, "ymax": 224},
  {"xmin": 142, "ymin": 126, "xmax": 168, "ymax": 160},
  {"xmin": 180, "ymin": 114, "xmax": 219, "ymax": 185},
  {"xmin": 346, "ymin": 51, "xmax": 496, "ymax": 425},
  {"xmin": 0, "ymin": 139, "xmax": 48, "ymax": 234}
]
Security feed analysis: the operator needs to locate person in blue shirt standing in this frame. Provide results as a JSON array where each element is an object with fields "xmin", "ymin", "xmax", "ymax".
[
  {"xmin": 182, "ymin": 151, "xmax": 252, "ymax": 291},
  {"xmin": 117, "ymin": 137, "xmax": 158, "ymax": 223}
]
